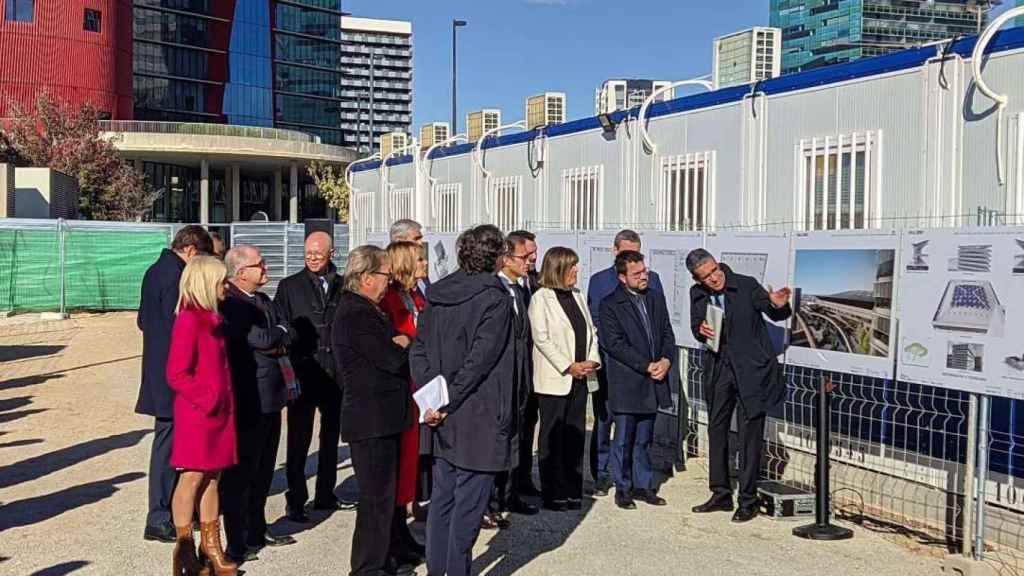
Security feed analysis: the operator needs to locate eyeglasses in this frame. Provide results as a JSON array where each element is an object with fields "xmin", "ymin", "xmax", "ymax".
[
  {"xmin": 695, "ymin": 265, "xmax": 721, "ymax": 284},
  {"xmin": 305, "ymin": 252, "xmax": 332, "ymax": 261},
  {"xmin": 371, "ymin": 271, "xmax": 392, "ymax": 280},
  {"xmin": 241, "ymin": 260, "xmax": 266, "ymax": 270},
  {"xmin": 508, "ymin": 250, "xmax": 537, "ymax": 261}
]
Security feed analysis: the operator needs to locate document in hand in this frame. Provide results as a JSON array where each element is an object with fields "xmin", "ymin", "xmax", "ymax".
[
  {"xmin": 413, "ymin": 374, "xmax": 450, "ymax": 423},
  {"xmin": 706, "ymin": 304, "xmax": 725, "ymax": 353}
]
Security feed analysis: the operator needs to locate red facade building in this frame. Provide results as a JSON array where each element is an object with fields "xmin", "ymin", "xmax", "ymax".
[{"xmin": 0, "ymin": 0, "xmax": 133, "ymax": 118}]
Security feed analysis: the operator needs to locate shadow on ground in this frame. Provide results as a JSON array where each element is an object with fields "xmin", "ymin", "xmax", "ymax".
[
  {"xmin": 29, "ymin": 560, "xmax": 91, "ymax": 575},
  {"xmin": 0, "ymin": 344, "xmax": 65, "ymax": 363},
  {"xmin": 0, "ymin": 472, "xmax": 145, "ymax": 532},
  {"xmin": 0, "ymin": 429, "xmax": 150, "ymax": 489}
]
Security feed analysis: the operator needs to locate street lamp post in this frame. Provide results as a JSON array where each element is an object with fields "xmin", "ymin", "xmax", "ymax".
[
  {"xmin": 369, "ymin": 51, "xmax": 376, "ymax": 154},
  {"xmin": 452, "ymin": 19, "xmax": 467, "ymax": 135}
]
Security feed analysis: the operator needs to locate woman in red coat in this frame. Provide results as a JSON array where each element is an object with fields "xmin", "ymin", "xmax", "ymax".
[
  {"xmin": 379, "ymin": 240, "xmax": 428, "ymax": 563},
  {"xmin": 166, "ymin": 255, "xmax": 238, "ymax": 576}
]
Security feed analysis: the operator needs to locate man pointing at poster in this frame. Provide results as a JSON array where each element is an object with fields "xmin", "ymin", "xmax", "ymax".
[{"xmin": 686, "ymin": 248, "xmax": 792, "ymax": 523}]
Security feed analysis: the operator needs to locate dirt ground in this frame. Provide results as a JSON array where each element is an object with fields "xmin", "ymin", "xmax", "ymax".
[{"xmin": 0, "ymin": 312, "xmax": 953, "ymax": 575}]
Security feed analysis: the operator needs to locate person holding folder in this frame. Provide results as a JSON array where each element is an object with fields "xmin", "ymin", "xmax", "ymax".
[{"xmin": 686, "ymin": 248, "xmax": 792, "ymax": 523}]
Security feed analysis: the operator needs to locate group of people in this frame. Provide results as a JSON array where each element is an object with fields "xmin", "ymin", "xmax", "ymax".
[{"xmin": 136, "ymin": 217, "xmax": 793, "ymax": 576}]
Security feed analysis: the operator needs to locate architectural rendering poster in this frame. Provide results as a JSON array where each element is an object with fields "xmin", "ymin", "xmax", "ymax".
[
  {"xmin": 422, "ymin": 232, "xmax": 459, "ymax": 282},
  {"xmin": 896, "ymin": 227, "xmax": 1024, "ymax": 397},
  {"xmin": 364, "ymin": 232, "xmax": 388, "ymax": 248},
  {"xmin": 642, "ymin": 232, "xmax": 705, "ymax": 349},
  {"xmin": 704, "ymin": 231, "xmax": 793, "ymax": 357},
  {"xmin": 577, "ymin": 231, "xmax": 619, "ymax": 295},
  {"xmin": 535, "ymin": 231, "xmax": 582, "ymax": 278},
  {"xmin": 786, "ymin": 230, "xmax": 899, "ymax": 378}
]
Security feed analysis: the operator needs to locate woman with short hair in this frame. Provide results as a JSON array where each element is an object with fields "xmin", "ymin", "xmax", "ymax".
[
  {"xmin": 529, "ymin": 247, "xmax": 601, "ymax": 511},
  {"xmin": 166, "ymin": 255, "xmax": 238, "ymax": 576}
]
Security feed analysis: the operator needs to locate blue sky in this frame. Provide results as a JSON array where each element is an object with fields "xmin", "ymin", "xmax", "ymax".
[{"xmin": 794, "ymin": 249, "xmax": 886, "ymax": 295}]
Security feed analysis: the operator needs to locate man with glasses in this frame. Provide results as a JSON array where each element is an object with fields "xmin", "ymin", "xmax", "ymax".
[
  {"xmin": 220, "ymin": 245, "xmax": 296, "ymax": 561},
  {"xmin": 686, "ymin": 248, "xmax": 791, "ymax": 523},
  {"xmin": 275, "ymin": 231, "xmax": 355, "ymax": 522},
  {"xmin": 598, "ymin": 250, "xmax": 676, "ymax": 510}
]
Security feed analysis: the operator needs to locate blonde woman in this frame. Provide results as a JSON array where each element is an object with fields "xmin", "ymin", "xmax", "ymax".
[
  {"xmin": 529, "ymin": 247, "xmax": 601, "ymax": 511},
  {"xmin": 166, "ymin": 255, "xmax": 238, "ymax": 576}
]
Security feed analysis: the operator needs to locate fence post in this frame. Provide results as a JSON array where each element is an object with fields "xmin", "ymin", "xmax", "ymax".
[
  {"xmin": 283, "ymin": 223, "xmax": 290, "ymax": 278},
  {"xmin": 962, "ymin": 394, "xmax": 977, "ymax": 557},
  {"xmin": 57, "ymin": 218, "xmax": 66, "ymax": 317},
  {"xmin": 973, "ymin": 394, "xmax": 991, "ymax": 560}
]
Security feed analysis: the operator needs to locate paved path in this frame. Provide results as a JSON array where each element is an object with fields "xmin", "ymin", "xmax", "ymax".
[{"xmin": 0, "ymin": 312, "xmax": 946, "ymax": 575}]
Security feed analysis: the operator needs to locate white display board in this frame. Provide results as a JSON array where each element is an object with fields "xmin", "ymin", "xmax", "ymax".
[
  {"xmin": 896, "ymin": 227, "xmax": 1024, "ymax": 397},
  {"xmin": 642, "ymin": 232, "xmax": 705, "ymax": 349},
  {"xmin": 422, "ymin": 232, "xmax": 459, "ymax": 282},
  {"xmin": 786, "ymin": 230, "xmax": 899, "ymax": 379},
  {"xmin": 365, "ymin": 232, "xmax": 388, "ymax": 248},
  {"xmin": 577, "ymin": 231, "xmax": 618, "ymax": 296},
  {"xmin": 534, "ymin": 231, "xmax": 582, "ymax": 284}
]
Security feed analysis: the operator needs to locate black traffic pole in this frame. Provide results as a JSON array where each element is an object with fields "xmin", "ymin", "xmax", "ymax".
[{"xmin": 793, "ymin": 376, "xmax": 854, "ymax": 541}]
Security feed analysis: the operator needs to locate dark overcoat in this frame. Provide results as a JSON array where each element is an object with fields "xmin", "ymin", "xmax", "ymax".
[
  {"xmin": 274, "ymin": 265, "xmax": 342, "ymax": 389},
  {"xmin": 135, "ymin": 249, "xmax": 186, "ymax": 418}
]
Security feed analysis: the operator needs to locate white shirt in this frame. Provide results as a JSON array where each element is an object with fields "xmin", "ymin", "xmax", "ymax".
[{"xmin": 497, "ymin": 271, "xmax": 520, "ymax": 315}]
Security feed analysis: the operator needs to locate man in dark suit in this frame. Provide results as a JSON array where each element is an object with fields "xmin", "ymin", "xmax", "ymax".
[
  {"xmin": 410, "ymin": 225, "xmax": 516, "ymax": 576},
  {"xmin": 598, "ymin": 250, "xmax": 675, "ymax": 510},
  {"xmin": 586, "ymin": 230, "xmax": 664, "ymax": 496},
  {"xmin": 136, "ymin": 225, "xmax": 212, "ymax": 543},
  {"xmin": 220, "ymin": 245, "xmax": 296, "ymax": 562},
  {"xmin": 275, "ymin": 231, "xmax": 353, "ymax": 521},
  {"xmin": 687, "ymin": 248, "xmax": 792, "ymax": 523},
  {"xmin": 332, "ymin": 245, "xmax": 412, "ymax": 576}
]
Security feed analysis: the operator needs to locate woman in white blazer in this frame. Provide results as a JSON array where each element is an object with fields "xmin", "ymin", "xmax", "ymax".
[{"xmin": 528, "ymin": 247, "xmax": 601, "ymax": 511}]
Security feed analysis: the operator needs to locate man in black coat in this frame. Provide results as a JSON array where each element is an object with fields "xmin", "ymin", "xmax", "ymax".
[
  {"xmin": 598, "ymin": 251, "xmax": 675, "ymax": 511},
  {"xmin": 332, "ymin": 245, "xmax": 412, "ymax": 576},
  {"xmin": 274, "ymin": 231, "xmax": 352, "ymax": 521},
  {"xmin": 136, "ymin": 225, "xmax": 212, "ymax": 542},
  {"xmin": 687, "ymin": 248, "xmax": 792, "ymax": 523},
  {"xmin": 219, "ymin": 245, "xmax": 296, "ymax": 562},
  {"xmin": 410, "ymin": 225, "xmax": 516, "ymax": 576}
]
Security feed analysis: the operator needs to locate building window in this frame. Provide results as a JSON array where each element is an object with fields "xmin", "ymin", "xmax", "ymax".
[
  {"xmin": 4, "ymin": 0, "xmax": 33, "ymax": 22},
  {"xmin": 796, "ymin": 131, "xmax": 882, "ymax": 231},
  {"xmin": 84, "ymin": 8, "xmax": 101, "ymax": 32},
  {"xmin": 352, "ymin": 190, "xmax": 375, "ymax": 245},
  {"xmin": 491, "ymin": 176, "xmax": 521, "ymax": 232},
  {"xmin": 659, "ymin": 152, "xmax": 715, "ymax": 231},
  {"xmin": 434, "ymin": 183, "xmax": 462, "ymax": 232},
  {"xmin": 561, "ymin": 165, "xmax": 602, "ymax": 231},
  {"xmin": 387, "ymin": 186, "xmax": 414, "ymax": 225}
]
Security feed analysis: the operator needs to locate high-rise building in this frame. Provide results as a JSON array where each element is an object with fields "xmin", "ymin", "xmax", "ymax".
[
  {"xmin": 380, "ymin": 132, "xmax": 408, "ymax": 159},
  {"xmin": 526, "ymin": 92, "xmax": 565, "ymax": 131},
  {"xmin": 713, "ymin": 27, "xmax": 782, "ymax": 89},
  {"xmin": 771, "ymin": 0, "xmax": 984, "ymax": 75},
  {"xmin": 466, "ymin": 109, "xmax": 501, "ymax": 143},
  {"xmin": 420, "ymin": 122, "xmax": 450, "ymax": 150},
  {"xmin": 340, "ymin": 16, "xmax": 413, "ymax": 154},
  {"xmin": 595, "ymin": 80, "xmax": 673, "ymax": 115}
]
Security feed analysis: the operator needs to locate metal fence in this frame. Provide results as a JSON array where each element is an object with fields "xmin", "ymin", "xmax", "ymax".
[
  {"xmin": 98, "ymin": 121, "xmax": 321, "ymax": 143},
  {"xmin": 0, "ymin": 219, "xmax": 349, "ymax": 313}
]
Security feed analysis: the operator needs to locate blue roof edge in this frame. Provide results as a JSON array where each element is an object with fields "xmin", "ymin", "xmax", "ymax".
[{"xmin": 354, "ymin": 26, "xmax": 1024, "ymax": 173}]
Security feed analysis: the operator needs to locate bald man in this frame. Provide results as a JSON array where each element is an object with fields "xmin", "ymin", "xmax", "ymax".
[{"xmin": 274, "ymin": 232, "xmax": 355, "ymax": 521}]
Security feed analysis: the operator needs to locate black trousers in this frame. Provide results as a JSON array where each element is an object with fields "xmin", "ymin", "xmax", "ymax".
[
  {"xmin": 707, "ymin": 363, "xmax": 766, "ymax": 510},
  {"xmin": 349, "ymin": 435, "xmax": 400, "ymax": 576},
  {"xmin": 516, "ymin": 393, "xmax": 539, "ymax": 488},
  {"xmin": 285, "ymin": 383, "xmax": 342, "ymax": 509},
  {"xmin": 588, "ymin": 369, "xmax": 613, "ymax": 483},
  {"xmin": 221, "ymin": 412, "xmax": 282, "ymax": 557},
  {"xmin": 537, "ymin": 381, "xmax": 588, "ymax": 502},
  {"xmin": 426, "ymin": 458, "xmax": 495, "ymax": 576},
  {"xmin": 146, "ymin": 417, "xmax": 176, "ymax": 528}
]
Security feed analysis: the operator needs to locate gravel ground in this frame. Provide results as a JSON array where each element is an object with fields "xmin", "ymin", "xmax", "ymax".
[{"xmin": 0, "ymin": 312, "xmax": 946, "ymax": 575}]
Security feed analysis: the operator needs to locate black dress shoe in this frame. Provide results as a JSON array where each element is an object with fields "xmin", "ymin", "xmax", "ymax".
[
  {"xmin": 226, "ymin": 548, "xmax": 259, "ymax": 564},
  {"xmin": 614, "ymin": 492, "xmax": 637, "ymax": 510},
  {"xmin": 508, "ymin": 497, "xmax": 539, "ymax": 515},
  {"xmin": 633, "ymin": 489, "xmax": 667, "ymax": 506},
  {"xmin": 731, "ymin": 506, "xmax": 758, "ymax": 523},
  {"xmin": 691, "ymin": 495, "xmax": 734, "ymax": 513},
  {"xmin": 592, "ymin": 478, "xmax": 612, "ymax": 497},
  {"xmin": 542, "ymin": 499, "xmax": 568, "ymax": 512},
  {"xmin": 314, "ymin": 497, "xmax": 357, "ymax": 511},
  {"xmin": 143, "ymin": 522, "xmax": 176, "ymax": 543},
  {"xmin": 286, "ymin": 505, "xmax": 311, "ymax": 523},
  {"xmin": 386, "ymin": 556, "xmax": 416, "ymax": 576},
  {"xmin": 566, "ymin": 498, "xmax": 582, "ymax": 510},
  {"xmin": 256, "ymin": 529, "xmax": 296, "ymax": 547}
]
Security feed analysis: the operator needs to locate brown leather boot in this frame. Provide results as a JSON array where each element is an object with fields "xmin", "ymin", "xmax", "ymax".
[
  {"xmin": 173, "ymin": 525, "xmax": 206, "ymax": 576},
  {"xmin": 197, "ymin": 519, "xmax": 237, "ymax": 576}
]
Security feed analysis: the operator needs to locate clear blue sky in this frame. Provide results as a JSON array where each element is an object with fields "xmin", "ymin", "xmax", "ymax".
[
  {"xmin": 794, "ymin": 250, "xmax": 882, "ymax": 295},
  {"xmin": 342, "ymin": 1, "xmax": 1019, "ymax": 132}
]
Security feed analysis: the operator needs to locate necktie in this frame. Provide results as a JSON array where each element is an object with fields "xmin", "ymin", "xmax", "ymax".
[
  {"xmin": 320, "ymin": 276, "xmax": 329, "ymax": 295},
  {"xmin": 634, "ymin": 293, "xmax": 654, "ymax": 355}
]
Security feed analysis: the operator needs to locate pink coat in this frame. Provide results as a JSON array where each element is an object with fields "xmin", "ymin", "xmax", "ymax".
[{"xmin": 166, "ymin": 306, "xmax": 238, "ymax": 471}]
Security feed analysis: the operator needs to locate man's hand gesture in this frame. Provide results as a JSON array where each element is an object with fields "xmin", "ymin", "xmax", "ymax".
[{"xmin": 768, "ymin": 286, "xmax": 791, "ymax": 309}]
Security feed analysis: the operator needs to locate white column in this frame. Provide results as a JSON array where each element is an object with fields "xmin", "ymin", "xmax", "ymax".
[
  {"xmin": 231, "ymin": 164, "xmax": 241, "ymax": 222},
  {"xmin": 272, "ymin": 167, "xmax": 283, "ymax": 221},
  {"xmin": 200, "ymin": 158, "xmax": 210, "ymax": 225},
  {"xmin": 289, "ymin": 161, "xmax": 299, "ymax": 223}
]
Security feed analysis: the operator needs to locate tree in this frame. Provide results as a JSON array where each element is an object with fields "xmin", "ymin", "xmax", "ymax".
[
  {"xmin": 0, "ymin": 93, "xmax": 157, "ymax": 221},
  {"xmin": 307, "ymin": 160, "xmax": 350, "ymax": 222}
]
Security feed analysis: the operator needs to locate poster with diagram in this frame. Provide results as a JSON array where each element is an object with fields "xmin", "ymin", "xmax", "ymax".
[
  {"xmin": 364, "ymin": 232, "xmax": 388, "ymax": 248},
  {"xmin": 786, "ymin": 230, "xmax": 899, "ymax": 378},
  {"xmin": 422, "ymin": 232, "xmax": 459, "ymax": 283},
  {"xmin": 577, "ymin": 231, "xmax": 619, "ymax": 295},
  {"xmin": 642, "ymin": 232, "xmax": 705, "ymax": 349},
  {"xmin": 534, "ymin": 231, "xmax": 582, "ymax": 280},
  {"xmin": 896, "ymin": 227, "xmax": 1024, "ymax": 397},
  {"xmin": 705, "ymin": 231, "xmax": 793, "ymax": 358}
]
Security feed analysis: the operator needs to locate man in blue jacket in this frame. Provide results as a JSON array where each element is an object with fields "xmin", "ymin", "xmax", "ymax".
[
  {"xmin": 136, "ymin": 225, "xmax": 213, "ymax": 542},
  {"xmin": 586, "ymin": 230, "xmax": 663, "ymax": 495}
]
